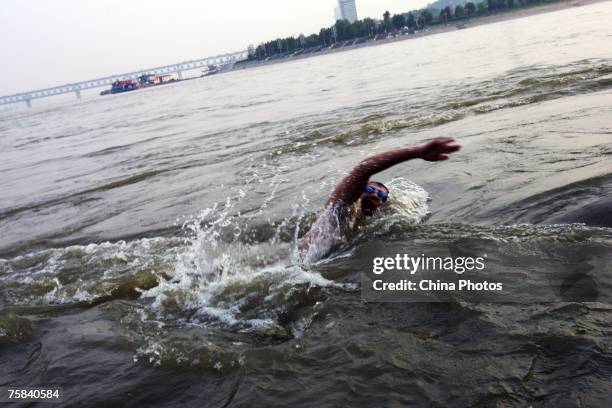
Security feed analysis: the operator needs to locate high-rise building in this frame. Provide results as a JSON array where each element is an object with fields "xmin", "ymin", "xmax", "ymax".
[
  {"xmin": 334, "ymin": 6, "xmax": 342, "ymax": 22},
  {"xmin": 335, "ymin": 0, "xmax": 358, "ymax": 23}
]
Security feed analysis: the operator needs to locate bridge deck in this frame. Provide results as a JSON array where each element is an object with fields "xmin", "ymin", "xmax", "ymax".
[{"xmin": 1, "ymin": 50, "xmax": 248, "ymax": 106}]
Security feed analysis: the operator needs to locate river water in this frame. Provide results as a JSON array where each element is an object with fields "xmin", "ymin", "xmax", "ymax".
[{"xmin": 1, "ymin": 2, "xmax": 612, "ymax": 407}]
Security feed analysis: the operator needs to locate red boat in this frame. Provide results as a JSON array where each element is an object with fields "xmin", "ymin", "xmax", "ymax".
[{"xmin": 109, "ymin": 79, "xmax": 140, "ymax": 94}]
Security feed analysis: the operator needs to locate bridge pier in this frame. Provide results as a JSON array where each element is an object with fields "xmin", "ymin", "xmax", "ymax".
[
  {"xmin": 25, "ymin": 98, "xmax": 32, "ymax": 108},
  {"xmin": 177, "ymin": 71, "xmax": 183, "ymax": 80},
  {"xmin": 75, "ymin": 89, "xmax": 81, "ymax": 99}
]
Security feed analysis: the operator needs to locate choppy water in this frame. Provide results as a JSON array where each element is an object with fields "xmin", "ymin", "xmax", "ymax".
[{"xmin": 1, "ymin": 3, "xmax": 612, "ymax": 407}]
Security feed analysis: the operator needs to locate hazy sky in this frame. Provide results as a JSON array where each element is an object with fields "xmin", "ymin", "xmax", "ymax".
[{"xmin": 0, "ymin": 0, "xmax": 429, "ymax": 95}]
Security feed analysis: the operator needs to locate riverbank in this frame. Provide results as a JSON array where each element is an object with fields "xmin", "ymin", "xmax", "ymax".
[{"xmin": 232, "ymin": 0, "xmax": 609, "ymax": 72}]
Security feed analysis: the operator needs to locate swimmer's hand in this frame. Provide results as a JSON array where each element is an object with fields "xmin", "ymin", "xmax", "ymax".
[{"xmin": 416, "ymin": 137, "xmax": 461, "ymax": 162}]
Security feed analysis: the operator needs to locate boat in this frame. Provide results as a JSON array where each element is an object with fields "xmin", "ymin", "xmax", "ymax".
[
  {"xmin": 109, "ymin": 79, "xmax": 140, "ymax": 94},
  {"xmin": 100, "ymin": 74, "xmax": 178, "ymax": 97},
  {"xmin": 201, "ymin": 65, "xmax": 220, "ymax": 76}
]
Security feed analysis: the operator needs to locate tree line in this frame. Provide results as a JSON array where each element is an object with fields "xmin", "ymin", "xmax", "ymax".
[{"xmin": 248, "ymin": 0, "xmax": 558, "ymax": 61}]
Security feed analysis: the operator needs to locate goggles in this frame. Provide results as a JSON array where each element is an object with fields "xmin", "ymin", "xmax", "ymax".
[{"xmin": 363, "ymin": 185, "xmax": 388, "ymax": 203}]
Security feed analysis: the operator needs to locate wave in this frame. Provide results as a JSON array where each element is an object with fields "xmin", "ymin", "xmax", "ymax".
[
  {"xmin": 0, "ymin": 170, "xmax": 165, "ymax": 221},
  {"xmin": 0, "ymin": 178, "xmax": 428, "ymax": 318},
  {"xmin": 481, "ymin": 172, "xmax": 612, "ymax": 226},
  {"xmin": 0, "ymin": 314, "xmax": 33, "ymax": 345},
  {"xmin": 264, "ymin": 59, "xmax": 612, "ymax": 159}
]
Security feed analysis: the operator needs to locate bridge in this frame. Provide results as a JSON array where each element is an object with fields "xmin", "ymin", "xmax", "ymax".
[{"xmin": 0, "ymin": 50, "xmax": 248, "ymax": 108}]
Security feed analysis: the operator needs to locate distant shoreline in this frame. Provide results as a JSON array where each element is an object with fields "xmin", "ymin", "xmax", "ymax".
[{"xmin": 231, "ymin": 0, "xmax": 609, "ymax": 72}]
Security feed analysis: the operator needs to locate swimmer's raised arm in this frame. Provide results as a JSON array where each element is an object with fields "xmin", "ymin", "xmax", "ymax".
[{"xmin": 326, "ymin": 137, "xmax": 460, "ymax": 206}]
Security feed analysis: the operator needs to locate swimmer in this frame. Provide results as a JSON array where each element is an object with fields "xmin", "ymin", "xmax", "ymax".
[{"xmin": 299, "ymin": 137, "xmax": 461, "ymax": 255}]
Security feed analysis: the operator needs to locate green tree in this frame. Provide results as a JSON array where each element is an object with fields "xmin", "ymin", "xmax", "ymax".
[
  {"xmin": 439, "ymin": 6, "xmax": 452, "ymax": 23},
  {"xmin": 363, "ymin": 17, "xmax": 376, "ymax": 37},
  {"xmin": 350, "ymin": 20, "xmax": 362, "ymax": 37},
  {"xmin": 420, "ymin": 9, "xmax": 434, "ymax": 26},
  {"xmin": 319, "ymin": 28, "xmax": 332, "ymax": 45},
  {"xmin": 407, "ymin": 12, "xmax": 416, "ymax": 29},
  {"xmin": 477, "ymin": 2, "xmax": 487, "ymax": 14},
  {"xmin": 335, "ymin": 19, "xmax": 351, "ymax": 40},
  {"xmin": 255, "ymin": 44, "xmax": 266, "ymax": 59},
  {"xmin": 392, "ymin": 13, "xmax": 406, "ymax": 30},
  {"xmin": 383, "ymin": 10, "xmax": 392, "ymax": 31},
  {"xmin": 346, "ymin": 21, "xmax": 358, "ymax": 38},
  {"xmin": 465, "ymin": 2, "xmax": 476, "ymax": 17},
  {"xmin": 305, "ymin": 34, "xmax": 319, "ymax": 47},
  {"xmin": 454, "ymin": 5, "xmax": 465, "ymax": 19}
]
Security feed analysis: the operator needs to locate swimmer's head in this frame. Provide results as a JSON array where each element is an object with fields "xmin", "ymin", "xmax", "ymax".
[{"xmin": 360, "ymin": 181, "xmax": 389, "ymax": 216}]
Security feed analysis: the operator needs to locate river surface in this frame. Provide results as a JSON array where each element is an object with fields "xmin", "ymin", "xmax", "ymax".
[{"xmin": 1, "ymin": 3, "xmax": 612, "ymax": 407}]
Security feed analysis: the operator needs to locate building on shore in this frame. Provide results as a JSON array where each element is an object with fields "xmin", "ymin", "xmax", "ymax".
[{"xmin": 335, "ymin": 0, "xmax": 358, "ymax": 23}]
